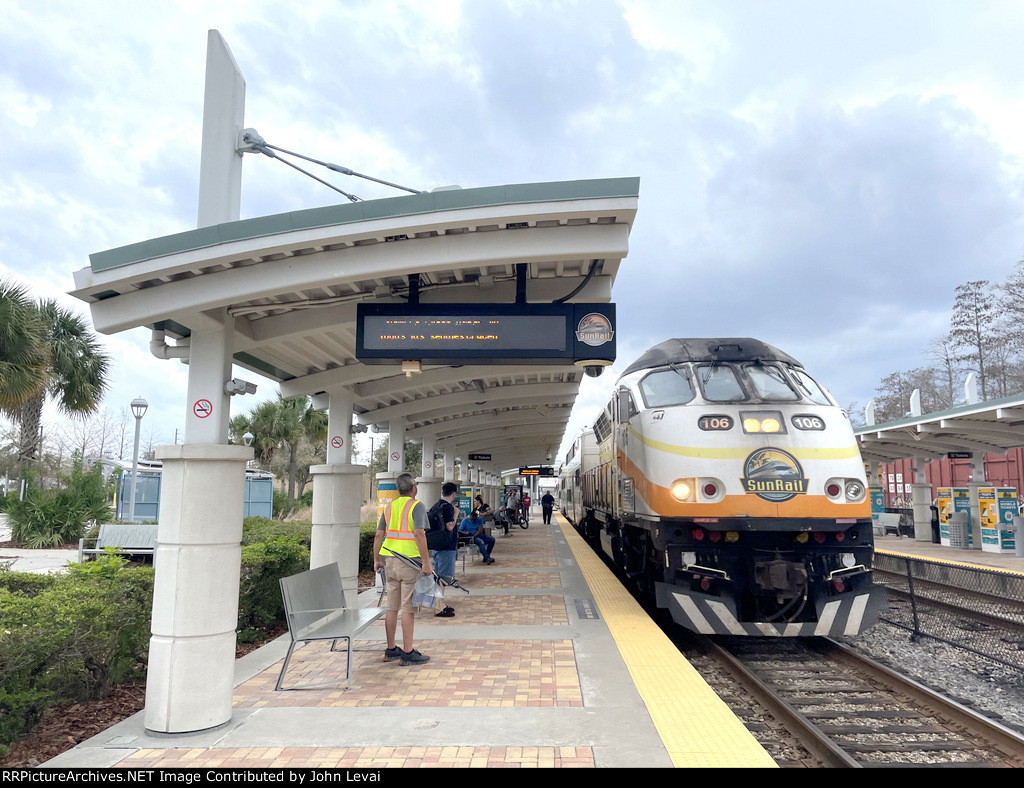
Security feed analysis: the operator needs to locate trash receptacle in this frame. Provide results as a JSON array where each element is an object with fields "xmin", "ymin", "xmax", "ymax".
[
  {"xmin": 1013, "ymin": 515, "xmax": 1024, "ymax": 558},
  {"xmin": 930, "ymin": 505, "xmax": 940, "ymax": 544},
  {"xmin": 949, "ymin": 511, "xmax": 969, "ymax": 549}
]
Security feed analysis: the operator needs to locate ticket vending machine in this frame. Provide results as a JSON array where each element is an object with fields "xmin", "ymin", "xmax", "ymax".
[
  {"xmin": 937, "ymin": 487, "xmax": 974, "ymax": 547},
  {"xmin": 978, "ymin": 486, "xmax": 1018, "ymax": 554}
]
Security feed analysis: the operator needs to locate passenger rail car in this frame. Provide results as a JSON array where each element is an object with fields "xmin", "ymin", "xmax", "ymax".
[{"xmin": 560, "ymin": 338, "xmax": 885, "ymax": 637}]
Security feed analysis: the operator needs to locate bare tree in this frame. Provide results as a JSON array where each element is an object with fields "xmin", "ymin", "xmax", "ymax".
[{"xmin": 949, "ymin": 280, "xmax": 998, "ymax": 400}]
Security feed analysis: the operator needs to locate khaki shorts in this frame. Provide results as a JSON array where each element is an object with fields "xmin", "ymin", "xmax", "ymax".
[{"xmin": 385, "ymin": 555, "xmax": 422, "ymax": 614}]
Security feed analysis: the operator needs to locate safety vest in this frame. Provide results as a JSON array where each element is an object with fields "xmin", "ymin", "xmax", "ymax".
[{"xmin": 381, "ymin": 496, "xmax": 421, "ymax": 558}]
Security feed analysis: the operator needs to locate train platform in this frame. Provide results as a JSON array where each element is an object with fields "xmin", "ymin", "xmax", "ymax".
[
  {"xmin": 874, "ymin": 533, "xmax": 1024, "ymax": 574},
  {"xmin": 43, "ymin": 512, "xmax": 776, "ymax": 770}
]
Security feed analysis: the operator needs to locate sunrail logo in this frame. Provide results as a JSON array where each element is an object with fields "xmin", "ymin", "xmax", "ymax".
[
  {"xmin": 575, "ymin": 313, "xmax": 614, "ymax": 347},
  {"xmin": 741, "ymin": 448, "xmax": 808, "ymax": 502}
]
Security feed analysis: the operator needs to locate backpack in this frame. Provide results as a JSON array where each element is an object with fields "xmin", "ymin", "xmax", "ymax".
[{"xmin": 426, "ymin": 500, "xmax": 454, "ymax": 551}]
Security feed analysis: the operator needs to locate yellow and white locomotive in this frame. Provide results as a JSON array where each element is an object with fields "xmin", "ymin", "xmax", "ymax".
[{"xmin": 561, "ymin": 338, "xmax": 885, "ymax": 636}]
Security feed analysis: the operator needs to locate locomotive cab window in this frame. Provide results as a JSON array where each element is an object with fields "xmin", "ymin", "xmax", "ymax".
[
  {"xmin": 744, "ymin": 364, "xmax": 799, "ymax": 401},
  {"xmin": 639, "ymin": 367, "xmax": 695, "ymax": 408},
  {"xmin": 789, "ymin": 368, "xmax": 834, "ymax": 406},
  {"xmin": 695, "ymin": 364, "xmax": 745, "ymax": 402}
]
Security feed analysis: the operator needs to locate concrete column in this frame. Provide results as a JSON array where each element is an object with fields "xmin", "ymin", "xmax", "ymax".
[
  {"xmin": 183, "ymin": 312, "xmax": 233, "ymax": 445},
  {"xmin": 145, "ymin": 444, "xmax": 252, "ymax": 734},
  {"xmin": 443, "ymin": 448, "xmax": 455, "ymax": 483},
  {"xmin": 310, "ymin": 389, "xmax": 365, "ymax": 597},
  {"xmin": 387, "ymin": 420, "xmax": 406, "ymax": 474},
  {"xmin": 909, "ymin": 457, "xmax": 932, "ymax": 541},
  {"xmin": 310, "ymin": 464, "xmax": 366, "ymax": 605},
  {"xmin": 421, "ymin": 437, "xmax": 437, "ymax": 479}
]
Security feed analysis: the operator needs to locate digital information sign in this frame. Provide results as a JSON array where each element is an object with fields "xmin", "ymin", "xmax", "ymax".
[
  {"xmin": 520, "ymin": 467, "xmax": 555, "ymax": 477},
  {"xmin": 356, "ymin": 303, "xmax": 615, "ymax": 366}
]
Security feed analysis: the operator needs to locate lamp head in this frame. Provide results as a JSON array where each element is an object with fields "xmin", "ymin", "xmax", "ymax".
[{"xmin": 131, "ymin": 396, "xmax": 148, "ymax": 420}]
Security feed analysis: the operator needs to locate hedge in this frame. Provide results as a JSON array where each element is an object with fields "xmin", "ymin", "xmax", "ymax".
[{"xmin": 0, "ymin": 520, "xmax": 379, "ymax": 753}]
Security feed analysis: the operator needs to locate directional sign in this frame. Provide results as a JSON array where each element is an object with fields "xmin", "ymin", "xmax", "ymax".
[{"xmin": 468, "ymin": 453, "xmax": 491, "ymax": 461}]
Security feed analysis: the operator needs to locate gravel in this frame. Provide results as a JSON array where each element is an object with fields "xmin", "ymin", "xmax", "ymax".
[{"xmin": 838, "ymin": 620, "xmax": 1024, "ymax": 732}]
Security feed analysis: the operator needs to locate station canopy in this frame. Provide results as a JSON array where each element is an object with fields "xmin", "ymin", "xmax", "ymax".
[
  {"xmin": 71, "ymin": 178, "xmax": 639, "ymax": 470},
  {"xmin": 855, "ymin": 392, "xmax": 1024, "ymax": 465}
]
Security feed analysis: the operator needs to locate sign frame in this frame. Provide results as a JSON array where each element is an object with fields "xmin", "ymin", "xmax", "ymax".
[{"xmin": 355, "ymin": 302, "xmax": 615, "ymax": 366}]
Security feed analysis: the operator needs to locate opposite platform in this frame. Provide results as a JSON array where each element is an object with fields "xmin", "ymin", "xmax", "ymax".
[{"xmin": 44, "ymin": 513, "xmax": 774, "ymax": 769}]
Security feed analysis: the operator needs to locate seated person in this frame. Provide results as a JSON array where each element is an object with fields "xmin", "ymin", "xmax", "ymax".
[
  {"xmin": 459, "ymin": 509, "xmax": 495, "ymax": 564},
  {"xmin": 474, "ymin": 495, "xmax": 493, "ymax": 522}
]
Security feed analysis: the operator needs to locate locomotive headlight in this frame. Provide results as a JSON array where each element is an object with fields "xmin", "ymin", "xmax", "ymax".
[
  {"xmin": 845, "ymin": 481, "xmax": 865, "ymax": 501},
  {"xmin": 682, "ymin": 551, "xmax": 697, "ymax": 567},
  {"xmin": 671, "ymin": 479, "xmax": 694, "ymax": 502},
  {"xmin": 841, "ymin": 552, "xmax": 856, "ymax": 569},
  {"xmin": 740, "ymin": 411, "xmax": 785, "ymax": 434}
]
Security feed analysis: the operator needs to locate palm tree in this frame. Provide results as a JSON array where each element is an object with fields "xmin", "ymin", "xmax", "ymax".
[
  {"xmin": 0, "ymin": 279, "xmax": 49, "ymax": 415},
  {"xmin": 231, "ymin": 394, "xmax": 328, "ymax": 515},
  {"xmin": 15, "ymin": 299, "xmax": 111, "ymax": 476}
]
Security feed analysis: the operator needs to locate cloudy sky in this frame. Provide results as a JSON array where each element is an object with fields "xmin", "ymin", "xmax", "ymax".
[{"xmin": 3, "ymin": 0, "xmax": 1024, "ymax": 463}]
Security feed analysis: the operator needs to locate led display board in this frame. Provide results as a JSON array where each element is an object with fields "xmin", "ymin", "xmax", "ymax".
[
  {"xmin": 355, "ymin": 303, "xmax": 615, "ymax": 366},
  {"xmin": 519, "ymin": 467, "xmax": 555, "ymax": 477}
]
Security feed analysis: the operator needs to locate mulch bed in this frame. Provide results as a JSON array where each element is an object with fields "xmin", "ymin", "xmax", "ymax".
[{"xmin": 0, "ymin": 622, "xmax": 289, "ymax": 768}]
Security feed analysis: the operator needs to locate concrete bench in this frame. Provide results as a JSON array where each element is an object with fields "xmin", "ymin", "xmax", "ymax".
[
  {"xmin": 276, "ymin": 563, "xmax": 386, "ymax": 691},
  {"xmin": 78, "ymin": 523, "xmax": 158, "ymax": 563}
]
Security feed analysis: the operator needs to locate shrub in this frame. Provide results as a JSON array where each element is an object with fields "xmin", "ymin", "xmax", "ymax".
[
  {"xmin": 241, "ymin": 516, "xmax": 311, "ymax": 547},
  {"xmin": 0, "ymin": 554, "xmax": 154, "ymax": 753},
  {"xmin": 237, "ymin": 537, "xmax": 310, "ymax": 636},
  {"xmin": 6, "ymin": 461, "xmax": 111, "ymax": 548}
]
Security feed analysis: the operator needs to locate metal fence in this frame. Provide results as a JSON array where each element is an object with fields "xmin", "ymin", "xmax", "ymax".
[{"xmin": 873, "ymin": 552, "xmax": 1024, "ymax": 672}]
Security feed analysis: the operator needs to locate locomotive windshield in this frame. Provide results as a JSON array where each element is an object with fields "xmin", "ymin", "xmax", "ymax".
[
  {"xmin": 695, "ymin": 365, "xmax": 744, "ymax": 401},
  {"xmin": 638, "ymin": 362, "xmax": 835, "ymax": 407},
  {"xmin": 638, "ymin": 366, "xmax": 695, "ymax": 407},
  {"xmin": 743, "ymin": 364, "xmax": 799, "ymax": 401}
]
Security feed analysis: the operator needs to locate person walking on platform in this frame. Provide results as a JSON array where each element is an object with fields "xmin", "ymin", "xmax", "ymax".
[
  {"xmin": 522, "ymin": 491, "xmax": 531, "ymax": 522},
  {"xmin": 373, "ymin": 472, "xmax": 432, "ymax": 665},
  {"xmin": 541, "ymin": 490, "xmax": 555, "ymax": 525},
  {"xmin": 460, "ymin": 508, "xmax": 495, "ymax": 564}
]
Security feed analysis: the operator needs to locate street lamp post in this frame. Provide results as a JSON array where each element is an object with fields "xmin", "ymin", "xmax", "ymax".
[{"xmin": 127, "ymin": 396, "xmax": 148, "ymax": 522}]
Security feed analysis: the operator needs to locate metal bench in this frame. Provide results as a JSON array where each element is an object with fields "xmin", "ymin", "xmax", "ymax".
[
  {"xmin": 874, "ymin": 512, "xmax": 903, "ymax": 538},
  {"xmin": 276, "ymin": 563, "xmax": 386, "ymax": 691},
  {"xmin": 78, "ymin": 523, "xmax": 158, "ymax": 563}
]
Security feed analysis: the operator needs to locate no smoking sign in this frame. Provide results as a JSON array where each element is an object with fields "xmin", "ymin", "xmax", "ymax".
[
  {"xmin": 331, "ymin": 436, "xmax": 344, "ymax": 449},
  {"xmin": 193, "ymin": 399, "xmax": 213, "ymax": 419}
]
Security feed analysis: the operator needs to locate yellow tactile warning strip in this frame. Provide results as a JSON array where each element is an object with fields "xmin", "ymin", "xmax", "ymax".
[
  {"xmin": 232, "ymin": 639, "xmax": 583, "ymax": 708},
  {"xmin": 555, "ymin": 514, "xmax": 777, "ymax": 768},
  {"xmin": 118, "ymin": 745, "xmax": 596, "ymax": 768},
  {"xmin": 876, "ymin": 548, "xmax": 1024, "ymax": 577}
]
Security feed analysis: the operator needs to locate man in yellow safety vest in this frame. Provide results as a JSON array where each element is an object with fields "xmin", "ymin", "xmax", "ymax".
[{"xmin": 372, "ymin": 472, "xmax": 433, "ymax": 665}]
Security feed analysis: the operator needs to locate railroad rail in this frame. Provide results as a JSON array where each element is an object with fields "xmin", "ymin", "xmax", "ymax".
[{"xmin": 707, "ymin": 636, "xmax": 1024, "ymax": 767}]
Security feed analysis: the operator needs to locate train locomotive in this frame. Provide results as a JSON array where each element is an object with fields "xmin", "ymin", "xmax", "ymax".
[{"xmin": 559, "ymin": 338, "xmax": 885, "ymax": 637}]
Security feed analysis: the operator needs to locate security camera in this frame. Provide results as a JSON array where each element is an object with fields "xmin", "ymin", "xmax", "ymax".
[
  {"xmin": 225, "ymin": 378, "xmax": 258, "ymax": 396},
  {"xmin": 575, "ymin": 359, "xmax": 611, "ymax": 378}
]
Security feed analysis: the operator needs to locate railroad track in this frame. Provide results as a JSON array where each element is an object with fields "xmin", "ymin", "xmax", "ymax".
[{"xmin": 706, "ymin": 635, "xmax": 1024, "ymax": 767}]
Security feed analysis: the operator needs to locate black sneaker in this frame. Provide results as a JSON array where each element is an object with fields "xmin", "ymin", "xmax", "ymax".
[
  {"xmin": 485, "ymin": 557, "xmax": 495, "ymax": 565},
  {"xmin": 384, "ymin": 646, "xmax": 402, "ymax": 662},
  {"xmin": 400, "ymin": 648, "xmax": 430, "ymax": 666}
]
